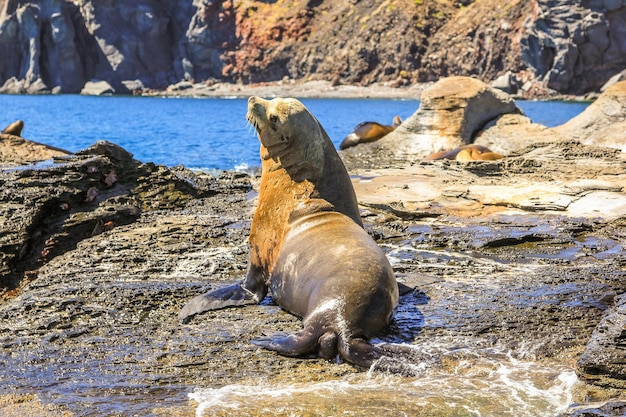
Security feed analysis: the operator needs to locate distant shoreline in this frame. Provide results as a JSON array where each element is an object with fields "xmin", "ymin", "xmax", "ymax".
[
  {"xmin": 0, "ymin": 79, "xmax": 596, "ymax": 101},
  {"xmin": 140, "ymin": 79, "xmax": 595, "ymax": 102},
  {"xmin": 142, "ymin": 79, "xmax": 430, "ymax": 100}
]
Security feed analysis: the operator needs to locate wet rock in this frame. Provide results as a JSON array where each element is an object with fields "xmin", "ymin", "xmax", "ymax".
[
  {"xmin": 2, "ymin": 89, "xmax": 626, "ymax": 414},
  {"xmin": 557, "ymin": 400, "xmax": 626, "ymax": 417},
  {"xmin": 577, "ymin": 293, "xmax": 626, "ymax": 389}
]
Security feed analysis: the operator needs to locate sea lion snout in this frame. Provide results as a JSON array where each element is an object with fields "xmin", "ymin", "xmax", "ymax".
[
  {"xmin": 247, "ymin": 96, "xmax": 291, "ymax": 148},
  {"xmin": 246, "ymin": 96, "xmax": 266, "ymax": 133}
]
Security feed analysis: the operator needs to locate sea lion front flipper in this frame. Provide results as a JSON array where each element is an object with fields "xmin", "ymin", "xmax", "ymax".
[
  {"xmin": 179, "ymin": 262, "xmax": 268, "ymax": 323},
  {"xmin": 179, "ymin": 283, "xmax": 264, "ymax": 323}
]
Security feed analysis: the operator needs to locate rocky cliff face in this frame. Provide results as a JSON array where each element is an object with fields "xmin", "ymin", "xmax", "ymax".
[{"xmin": 0, "ymin": 0, "xmax": 625, "ymax": 95}]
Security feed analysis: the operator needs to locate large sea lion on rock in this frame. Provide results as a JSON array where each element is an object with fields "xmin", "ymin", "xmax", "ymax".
[{"xmin": 179, "ymin": 96, "xmax": 399, "ymax": 369}]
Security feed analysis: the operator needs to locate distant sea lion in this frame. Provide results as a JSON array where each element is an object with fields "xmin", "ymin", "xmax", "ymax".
[
  {"xmin": 1, "ymin": 120, "xmax": 24, "ymax": 136},
  {"xmin": 339, "ymin": 115, "xmax": 402, "ymax": 150},
  {"xmin": 179, "ymin": 96, "xmax": 399, "ymax": 369},
  {"xmin": 424, "ymin": 144, "xmax": 503, "ymax": 161}
]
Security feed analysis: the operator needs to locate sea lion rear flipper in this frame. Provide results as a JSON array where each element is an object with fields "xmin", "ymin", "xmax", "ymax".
[
  {"xmin": 338, "ymin": 338, "xmax": 382, "ymax": 369},
  {"xmin": 252, "ymin": 329, "xmax": 319, "ymax": 358},
  {"xmin": 179, "ymin": 283, "xmax": 262, "ymax": 323}
]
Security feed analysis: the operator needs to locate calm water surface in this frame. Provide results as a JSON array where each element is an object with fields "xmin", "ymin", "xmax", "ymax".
[{"xmin": 0, "ymin": 95, "xmax": 588, "ymax": 170}]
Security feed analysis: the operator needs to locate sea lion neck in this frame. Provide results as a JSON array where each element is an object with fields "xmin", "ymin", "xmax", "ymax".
[{"xmin": 259, "ymin": 138, "xmax": 325, "ymax": 183}]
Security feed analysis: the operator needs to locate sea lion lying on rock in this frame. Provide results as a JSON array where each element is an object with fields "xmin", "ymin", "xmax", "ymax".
[
  {"xmin": 1, "ymin": 120, "xmax": 24, "ymax": 136},
  {"xmin": 424, "ymin": 144, "xmax": 503, "ymax": 161},
  {"xmin": 339, "ymin": 115, "xmax": 402, "ymax": 150},
  {"xmin": 180, "ymin": 96, "xmax": 399, "ymax": 369}
]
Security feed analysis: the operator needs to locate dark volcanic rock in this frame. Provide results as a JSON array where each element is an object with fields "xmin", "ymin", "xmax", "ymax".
[
  {"xmin": 0, "ymin": 140, "xmax": 218, "ymax": 291},
  {"xmin": 558, "ymin": 400, "xmax": 626, "ymax": 417},
  {"xmin": 577, "ymin": 292, "xmax": 626, "ymax": 388},
  {"xmin": 521, "ymin": 0, "xmax": 626, "ymax": 95}
]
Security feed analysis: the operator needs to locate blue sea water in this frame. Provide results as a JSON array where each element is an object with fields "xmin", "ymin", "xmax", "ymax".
[{"xmin": 0, "ymin": 94, "xmax": 588, "ymax": 170}]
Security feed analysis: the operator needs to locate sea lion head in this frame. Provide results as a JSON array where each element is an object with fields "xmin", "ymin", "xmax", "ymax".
[
  {"xmin": 247, "ymin": 96, "xmax": 325, "ymax": 181},
  {"xmin": 1, "ymin": 120, "xmax": 24, "ymax": 137}
]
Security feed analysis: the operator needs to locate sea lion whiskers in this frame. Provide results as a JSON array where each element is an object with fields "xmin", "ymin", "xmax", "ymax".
[{"xmin": 246, "ymin": 113, "xmax": 260, "ymax": 135}]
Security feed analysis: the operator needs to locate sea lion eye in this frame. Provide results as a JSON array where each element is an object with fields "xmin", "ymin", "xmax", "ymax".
[{"xmin": 270, "ymin": 114, "xmax": 279, "ymax": 124}]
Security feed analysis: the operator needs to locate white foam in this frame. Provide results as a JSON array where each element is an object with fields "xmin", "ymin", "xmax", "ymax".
[
  {"xmin": 189, "ymin": 345, "xmax": 579, "ymax": 417},
  {"xmin": 234, "ymin": 162, "xmax": 249, "ymax": 172}
]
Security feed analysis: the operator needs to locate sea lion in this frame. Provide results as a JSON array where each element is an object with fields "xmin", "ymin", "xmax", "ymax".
[
  {"xmin": 1, "ymin": 120, "xmax": 24, "ymax": 136},
  {"xmin": 339, "ymin": 115, "xmax": 402, "ymax": 150},
  {"xmin": 179, "ymin": 96, "xmax": 399, "ymax": 369},
  {"xmin": 424, "ymin": 144, "xmax": 503, "ymax": 161}
]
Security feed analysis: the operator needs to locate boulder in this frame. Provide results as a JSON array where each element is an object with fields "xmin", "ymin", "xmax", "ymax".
[
  {"xmin": 167, "ymin": 80, "xmax": 194, "ymax": 92},
  {"xmin": 558, "ymin": 401, "xmax": 626, "ymax": 417},
  {"xmin": 479, "ymin": 80, "xmax": 626, "ymax": 155},
  {"xmin": 601, "ymin": 69, "xmax": 626, "ymax": 92},
  {"xmin": 340, "ymin": 76, "xmax": 626, "ymax": 170},
  {"xmin": 490, "ymin": 70, "xmax": 521, "ymax": 95},
  {"xmin": 474, "ymin": 114, "xmax": 553, "ymax": 155},
  {"xmin": 0, "ymin": 77, "xmax": 25, "ymax": 94},
  {"xmin": 80, "ymin": 80, "xmax": 115, "ymax": 96},
  {"xmin": 555, "ymin": 81, "xmax": 626, "ymax": 152}
]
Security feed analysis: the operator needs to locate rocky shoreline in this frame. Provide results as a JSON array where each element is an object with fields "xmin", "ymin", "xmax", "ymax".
[
  {"xmin": 1, "ymin": 77, "xmax": 625, "ymax": 416},
  {"xmin": 103, "ymin": 78, "xmax": 598, "ymax": 102}
]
